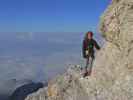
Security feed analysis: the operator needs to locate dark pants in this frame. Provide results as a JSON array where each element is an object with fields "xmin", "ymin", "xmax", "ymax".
[{"xmin": 85, "ymin": 53, "xmax": 95, "ymax": 73}]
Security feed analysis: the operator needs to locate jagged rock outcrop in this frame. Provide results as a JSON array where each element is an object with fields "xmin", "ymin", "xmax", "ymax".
[
  {"xmin": 25, "ymin": 0, "xmax": 133, "ymax": 100},
  {"xmin": 10, "ymin": 82, "xmax": 44, "ymax": 100},
  {"xmin": 25, "ymin": 65, "xmax": 91, "ymax": 100}
]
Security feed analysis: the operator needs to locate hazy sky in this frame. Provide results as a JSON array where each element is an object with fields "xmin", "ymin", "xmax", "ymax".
[{"xmin": 0, "ymin": 0, "xmax": 110, "ymax": 32}]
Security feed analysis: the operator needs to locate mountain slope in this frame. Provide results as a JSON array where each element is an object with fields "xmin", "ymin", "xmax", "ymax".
[{"xmin": 25, "ymin": 0, "xmax": 133, "ymax": 100}]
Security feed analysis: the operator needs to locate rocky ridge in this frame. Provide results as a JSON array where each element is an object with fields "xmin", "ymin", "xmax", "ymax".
[{"xmin": 25, "ymin": 0, "xmax": 133, "ymax": 100}]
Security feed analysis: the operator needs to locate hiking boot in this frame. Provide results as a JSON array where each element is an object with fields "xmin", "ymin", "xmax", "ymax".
[
  {"xmin": 87, "ymin": 70, "xmax": 92, "ymax": 76},
  {"xmin": 83, "ymin": 71, "xmax": 88, "ymax": 78}
]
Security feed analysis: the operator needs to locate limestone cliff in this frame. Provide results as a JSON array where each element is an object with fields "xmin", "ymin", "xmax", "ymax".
[{"xmin": 25, "ymin": 0, "xmax": 133, "ymax": 100}]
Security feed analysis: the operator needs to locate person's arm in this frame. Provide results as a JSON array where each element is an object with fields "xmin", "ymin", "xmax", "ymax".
[
  {"xmin": 93, "ymin": 39, "xmax": 100, "ymax": 50},
  {"xmin": 82, "ymin": 40, "xmax": 87, "ymax": 58}
]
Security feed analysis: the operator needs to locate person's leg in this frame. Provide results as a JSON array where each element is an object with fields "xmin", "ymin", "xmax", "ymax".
[
  {"xmin": 83, "ymin": 57, "xmax": 90, "ymax": 77},
  {"xmin": 85, "ymin": 56, "xmax": 90, "ymax": 71},
  {"xmin": 88, "ymin": 55, "xmax": 95, "ymax": 75}
]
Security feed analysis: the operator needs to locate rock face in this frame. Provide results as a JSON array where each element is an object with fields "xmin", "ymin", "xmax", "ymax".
[
  {"xmin": 25, "ymin": 0, "xmax": 133, "ymax": 100},
  {"xmin": 10, "ymin": 82, "xmax": 44, "ymax": 100}
]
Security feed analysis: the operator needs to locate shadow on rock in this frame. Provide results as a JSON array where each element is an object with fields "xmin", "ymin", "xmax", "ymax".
[
  {"xmin": 10, "ymin": 82, "xmax": 45, "ymax": 100},
  {"xmin": 0, "ymin": 94, "xmax": 10, "ymax": 100}
]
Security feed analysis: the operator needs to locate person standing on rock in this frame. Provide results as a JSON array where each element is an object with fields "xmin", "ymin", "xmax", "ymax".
[{"xmin": 82, "ymin": 31, "xmax": 100, "ymax": 77}]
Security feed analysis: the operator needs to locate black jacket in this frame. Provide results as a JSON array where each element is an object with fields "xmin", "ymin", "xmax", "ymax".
[{"xmin": 82, "ymin": 38, "xmax": 100, "ymax": 58}]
